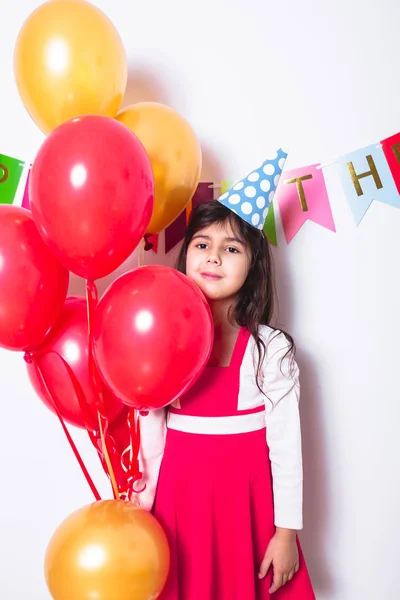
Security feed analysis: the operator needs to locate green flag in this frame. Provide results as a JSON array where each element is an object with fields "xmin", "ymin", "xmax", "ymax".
[
  {"xmin": 219, "ymin": 180, "xmax": 233, "ymax": 195},
  {"xmin": 0, "ymin": 154, "xmax": 24, "ymax": 205},
  {"xmin": 264, "ymin": 202, "xmax": 278, "ymax": 246}
]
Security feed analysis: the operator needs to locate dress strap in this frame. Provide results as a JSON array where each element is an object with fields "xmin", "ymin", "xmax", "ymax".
[{"xmin": 229, "ymin": 327, "xmax": 251, "ymax": 369}]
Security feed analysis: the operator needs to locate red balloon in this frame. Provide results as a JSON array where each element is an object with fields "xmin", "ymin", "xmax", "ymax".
[
  {"xmin": 29, "ymin": 115, "xmax": 154, "ymax": 280},
  {"xmin": 93, "ymin": 266, "xmax": 213, "ymax": 410},
  {"xmin": 0, "ymin": 205, "xmax": 69, "ymax": 352},
  {"xmin": 26, "ymin": 296, "xmax": 123, "ymax": 429}
]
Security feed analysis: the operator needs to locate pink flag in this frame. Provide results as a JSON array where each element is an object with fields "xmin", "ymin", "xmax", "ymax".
[
  {"xmin": 381, "ymin": 132, "xmax": 400, "ymax": 194},
  {"xmin": 277, "ymin": 164, "xmax": 335, "ymax": 243},
  {"xmin": 21, "ymin": 170, "xmax": 31, "ymax": 209}
]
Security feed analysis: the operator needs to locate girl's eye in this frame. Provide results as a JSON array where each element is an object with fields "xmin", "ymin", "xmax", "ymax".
[{"xmin": 194, "ymin": 244, "xmax": 239, "ymax": 253}]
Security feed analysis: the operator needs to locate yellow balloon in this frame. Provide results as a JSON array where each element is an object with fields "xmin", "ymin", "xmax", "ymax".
[
  {"xmin": 14, "ymin": 0, "xmax": 127, "ymax": 134},
  {"xmin": 45, "ymin": 500, "xmax": 170, "ymax": 600},
  {"xmin": 117, "ymin": 102, "xmax": 202, "ymax": 235}
]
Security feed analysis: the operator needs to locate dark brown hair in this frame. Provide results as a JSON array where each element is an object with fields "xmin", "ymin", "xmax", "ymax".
[{"xmin": 176, "ymin": 200, "xmax": 295, "ymax": 397}]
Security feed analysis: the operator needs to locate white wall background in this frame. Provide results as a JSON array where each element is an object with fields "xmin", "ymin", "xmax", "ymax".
[{"xmin": 1, "ymin": 1, "xmax": 399, "ymax": 598}]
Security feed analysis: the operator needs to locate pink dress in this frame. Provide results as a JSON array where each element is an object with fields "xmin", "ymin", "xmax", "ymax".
[{"xmin": 153, "ymin": 327, "xmax": 315, "ymax": 600}]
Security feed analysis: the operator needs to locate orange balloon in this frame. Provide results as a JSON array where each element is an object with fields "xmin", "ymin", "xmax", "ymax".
[
  {"xmin": 14, "ymin": 0, "xmax": 127, "ymax": 134},
  {"xmin": 116, "ymin": 102, "xmax": 202, "ymax": 235},
  {"xmin": 45, "ymin": 500, "xmax": 170, "ymax": 600}
]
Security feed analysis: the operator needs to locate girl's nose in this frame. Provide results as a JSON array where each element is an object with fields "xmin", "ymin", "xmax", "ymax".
[{"xmin": 207, "ymin": 253, "xmax": 221, "ymax": 265}]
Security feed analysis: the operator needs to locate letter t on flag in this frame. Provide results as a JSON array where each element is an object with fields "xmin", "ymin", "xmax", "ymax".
[{"xmin": 277, "ymin": 164, "xmax": 335, "ymax": 243}]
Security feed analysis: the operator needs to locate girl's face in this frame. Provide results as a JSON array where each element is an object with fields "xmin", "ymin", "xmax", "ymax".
[{"xmin": 186, "ymin": 221, "xmax": 251, "ymax": 302}]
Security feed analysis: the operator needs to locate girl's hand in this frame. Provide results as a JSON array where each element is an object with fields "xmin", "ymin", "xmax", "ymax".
[{"xmin": 258, "ymin": 528, "xmax": 299, "ymax": 593}]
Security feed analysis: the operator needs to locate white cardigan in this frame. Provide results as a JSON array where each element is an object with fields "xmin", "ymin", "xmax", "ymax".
[{"xmin": 138, "ymin": 325, "xmax": 303, "ymax": 530}]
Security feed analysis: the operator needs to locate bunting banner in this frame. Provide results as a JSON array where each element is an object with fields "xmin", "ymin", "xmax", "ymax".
[
  {"xmin": 165, "ymin": 182, "xmax": 214, "ymax": 253},
  {"xmin": 2, "ymin": 129, "xmax": 400, "ymax": 251}
]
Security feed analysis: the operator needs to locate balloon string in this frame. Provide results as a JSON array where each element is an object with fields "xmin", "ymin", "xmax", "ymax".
[
  {"xmin": 120, "ymin": 410, "xmax": 145, "ymax": 498},
  {"xmin": 37, "ymin": 350, "xmax": 120, "ymax": 500},
  {"xmin": 24, "ymin": 353, "xmax": 101, "ymax": 501},
  {"xmin": 85, "ymin": 280, "xmax": 120, "ymax": 500},
  {"xmin": 34, "ymin": 349, "xmax": 98, "ymax": 447},
  {"xmin": 98, "ymin": 411, "xmax": 119, "ymax": 499},
  {"xmin": 128, "ymin": 409, "xmax": 142, "ymax": 497},
  {"xmin": 85, "ymin": 280, "xmax": 103, "ymax": 410}
]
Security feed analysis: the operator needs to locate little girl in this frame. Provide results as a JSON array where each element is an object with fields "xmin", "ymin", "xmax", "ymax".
[{"xmin": 138, "ymin": 151, "xmax": 316, "ymax": 599}]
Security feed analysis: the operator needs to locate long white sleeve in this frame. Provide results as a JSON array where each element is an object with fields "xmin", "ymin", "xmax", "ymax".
[
  {"xmin": 136, "ymin": 408, "xmax": 167, "ymax": 511},
  {"xmin": 263, "ymin": 330, "xmax": 303, "ymax": 530}
]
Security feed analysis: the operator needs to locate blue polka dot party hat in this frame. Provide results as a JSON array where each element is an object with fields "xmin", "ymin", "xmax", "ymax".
[{"xmin": 217, "ymin": 148, "xmax": 288, "ymax": 230}]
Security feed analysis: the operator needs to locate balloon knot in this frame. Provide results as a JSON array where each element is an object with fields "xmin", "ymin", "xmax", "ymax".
[
  {"xmin": 143, "ymin": 236, "xmax": 153, "ymax": 252},
  {"xmin": 23, "ymin": 352, "xmax": 33, "ymax": 364},
  {"xmin": 139, "ymin": 410, "xmax": 149, "ymax": 417}
]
